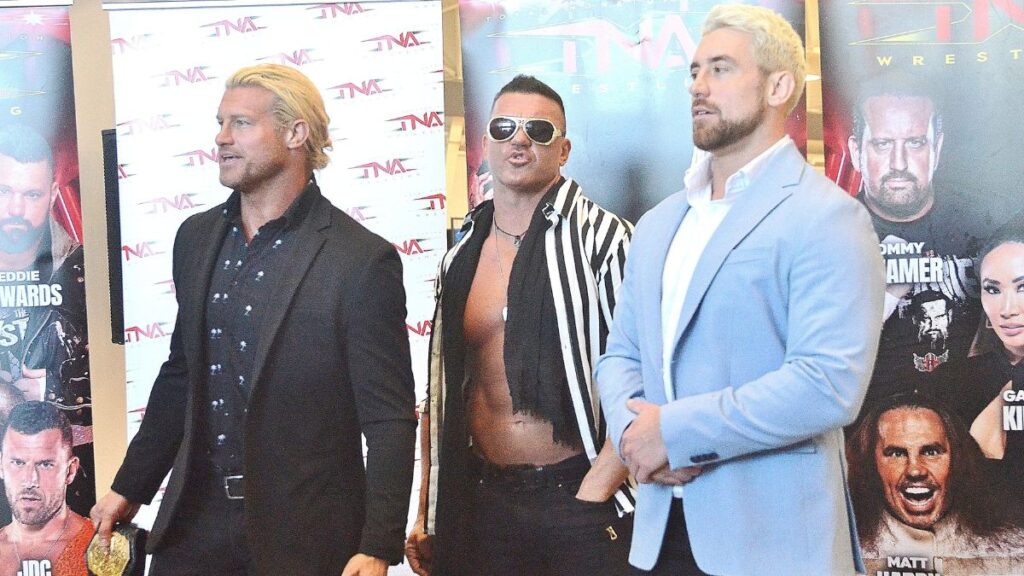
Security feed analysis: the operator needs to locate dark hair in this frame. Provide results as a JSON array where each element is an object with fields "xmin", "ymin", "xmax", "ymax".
[
  {"xmin": 908, "ymin": 289, "xmax": 950, "ymax": 319},
  {"xmin": 2, "ymin": 401, "xmax": 72, "ymax": 450},
  {"xmin": 978, "ymin": 220, "xmax": 1024, "ymax": 272},
  {"xmin": 0, "ymin": 124, "xmax": 54, "ymax": 170},
  {"xmin": 491, "ymin": 75, "xmax": 566, "ymax": 125},
  {"xmin": 847, "ymin": 393, "xmax": 1022, "ymax": 545},
  {"xmin": 850, "ymin": 71, "xmax": 942, "ymax": 144}
]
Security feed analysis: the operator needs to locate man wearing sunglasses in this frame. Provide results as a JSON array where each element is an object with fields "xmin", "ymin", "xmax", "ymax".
[
  {"xmin": 407, "ymin": 75, "xmax": 635, "ymax": 576},
  {"xmin": 597, "ymin": 5, "xmax": 884, "ymax": 575}
]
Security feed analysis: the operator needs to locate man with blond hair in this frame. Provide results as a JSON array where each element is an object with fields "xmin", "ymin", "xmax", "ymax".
[
  {"xmin": 597, "ymin": 5, "xmax": 884, "ymax": 575},
  {"xmin": 90, "ymin": 64, "xmax": 416, "ymax": 576}
]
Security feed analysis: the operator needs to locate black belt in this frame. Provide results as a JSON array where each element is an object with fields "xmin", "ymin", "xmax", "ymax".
[
  {"xmin": 193, "ymin": 467, "xmax": 245, "ymax": 500},
  {"xmin": 469, "ymin": 453, "xmax": 591, "ymax": 489}
]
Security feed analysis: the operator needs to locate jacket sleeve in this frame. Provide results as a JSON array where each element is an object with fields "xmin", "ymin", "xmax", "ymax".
[
  {"xmin": 111, "ymin": 220, "xmax": 194, "ymax": 503},
  {"xmin": 347, "ymin": 245, "xmax": 417, "ymax": 564}
]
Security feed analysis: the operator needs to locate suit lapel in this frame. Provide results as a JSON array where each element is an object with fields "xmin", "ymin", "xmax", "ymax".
[
  {"xmin": 248, "ymin": 194, "xmax": 329, "ymax": 398},
  {"xmin": 185, "ymin": 213, "xmax": 230, "ymax": 369},
  {"xmin": 643, "ymin": 198, "xmax": 689, "ymax": 405},
  {"xmin": 668, "ymin": 145, "xmax": 806, "ymax": 360}
]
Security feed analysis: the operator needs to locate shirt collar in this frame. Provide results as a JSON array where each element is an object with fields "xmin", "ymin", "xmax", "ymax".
[
  {"xmin": 684, "ymin": 136, "xmax": 791, "ymax": 205},
  {"xmin": 221, "ymin": 176, "xmax": 318, "ymax": 231}
]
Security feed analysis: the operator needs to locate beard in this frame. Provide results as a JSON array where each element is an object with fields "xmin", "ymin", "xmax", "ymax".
[
  {"xmin": 0, "ymin": 216, "xmax": 44, "ymax": 255},
  {"xmin": 867, "ymin": 171, "xmax": 934, "ymax": 220},
  {"xmin": 692, "ymin": 98, "xmax": 767, "ymax": 152},
  {"xmin": 6, "ymin": 486, "xmax": 63, "ymax": 526}
]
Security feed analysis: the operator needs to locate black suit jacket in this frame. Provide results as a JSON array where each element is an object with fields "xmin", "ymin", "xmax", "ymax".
[{"xmin": 112, "ymin": 181, "xmax": 417, "ymax": 575}]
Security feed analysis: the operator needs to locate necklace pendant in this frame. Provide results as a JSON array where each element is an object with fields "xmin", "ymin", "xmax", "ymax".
[
  {"xmin": 512, "ymin": 236, "xmax": 522, "ymax": 247},
  {"xmin": 502, "ymin": 306, "xmax": 508, "ymax": 322}
]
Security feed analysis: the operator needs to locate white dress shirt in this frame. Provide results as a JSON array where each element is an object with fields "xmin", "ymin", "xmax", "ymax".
[{"xmin": 660, "ymin": 136, "xmax": 790, "ymax": 494}]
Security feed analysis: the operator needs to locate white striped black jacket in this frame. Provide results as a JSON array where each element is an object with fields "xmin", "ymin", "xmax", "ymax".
[{"xmin": 425, "ymin": 178, "xmax": 635, "ymax": 533}]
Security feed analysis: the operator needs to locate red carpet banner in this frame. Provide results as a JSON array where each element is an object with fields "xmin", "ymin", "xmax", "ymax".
[
  {"xmin": 0, "ymin": 4, "xmax": 94, "ymax": 576},
  {"xmin": 108, "ymin": 0, "xmax": 445, "ymax": 530},
  {"xmin": 458, "ymin": 0, "xmax": 805, "ymax": 222},
  {"xmin": 820, "ymin": 2, "xmax": 1024, "ymax": 574}
]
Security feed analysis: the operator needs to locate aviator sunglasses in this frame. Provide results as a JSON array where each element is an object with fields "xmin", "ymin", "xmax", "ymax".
[{"xmin": 486, "ymin": 116, "xmax": 563, "ymax": 145}]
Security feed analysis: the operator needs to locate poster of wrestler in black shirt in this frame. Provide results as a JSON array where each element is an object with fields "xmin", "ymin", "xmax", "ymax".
[
  {"xmin": 0, "ymin": 6, "xmax": 94, "ymax": 576},
  {"xmin": 820, "ymin": 2, "xmax": 1024, "ymax": 574}
]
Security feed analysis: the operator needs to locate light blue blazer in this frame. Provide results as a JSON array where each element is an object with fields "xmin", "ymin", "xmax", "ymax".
[{"xmin": 597, "ymin": 142, "xmax": 884, "ymax": 575}]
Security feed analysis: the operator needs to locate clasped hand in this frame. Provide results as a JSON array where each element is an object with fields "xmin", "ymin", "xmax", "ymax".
[{"xmin": 621, "ymin": 399, "xmax": 702, "ymax": 486}]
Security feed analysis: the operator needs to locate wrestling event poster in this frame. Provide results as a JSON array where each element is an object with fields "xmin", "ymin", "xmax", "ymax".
[
  {"xmin": 108, "ymin": 0, "xmax": 445, "ymax": 530},
  {"xmin": 0, "ymin": 4, "xmax": 95, "ymax": 576},
  {"xmin": 457, "ymin": 0, "xmax": 805, "ymax": 222},
  {"xmin": 820, "ymin": 2, "xmax": 1024, "ymax": 574}
]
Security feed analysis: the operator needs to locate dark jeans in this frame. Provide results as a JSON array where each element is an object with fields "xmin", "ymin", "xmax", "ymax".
[
  {"xmin": 149, "ymin": 472, "xmax": 252, "ymax": 576},
  {"xmin": 466, "ymin": 453, "xmax": 633, "ymax": 576},
  {"xmin": 632, "ymin": 498, "xmax": 709, "ymax": 576}
]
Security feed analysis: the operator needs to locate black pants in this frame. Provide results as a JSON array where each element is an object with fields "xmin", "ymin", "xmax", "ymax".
[
  {"xmin": 632, "ymin": 498, "xmax": 709, "ymax": 576},
  {"xmin": 149, "ymin": 472, "xmax": 252, "ymax": 576},
  {"xmin": 465, "ymin": 454, "xmax": 633, "ymax": 576}
]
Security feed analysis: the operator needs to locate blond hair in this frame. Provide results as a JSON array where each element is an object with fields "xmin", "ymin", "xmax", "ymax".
[
  {"xmin": 703, "ymin": 5, "xmax": 806, "ymax": 113},
  {"xmin": 226, "ymin": 64, "xmax": 332, "ymax": 171}
]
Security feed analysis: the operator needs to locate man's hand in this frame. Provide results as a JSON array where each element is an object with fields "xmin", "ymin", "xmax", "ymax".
[
  {"xmin": 89, "ymin": 491, "xmax": 141, "ymax": 553},
  {"xmin": 14, "ymin": 366, "xmax": 46, "ymax": 401},
  {"xmin": 341, "ymin": 553, "xmax": 388, "ymax": 576},
  {"xmin": 405, "ymin": 524, "xmax": 433, "ymax": 576},
  {"xmin": 575, "ymin": 437, "xmax": 628, "ymax": 503},
  {"xmin": 621, "ymin": 399, "xmax": 670, "ymax": 483}
]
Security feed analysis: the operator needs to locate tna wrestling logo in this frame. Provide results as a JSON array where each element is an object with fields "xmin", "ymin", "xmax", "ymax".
[
  {"xmin": 308, "ymin": 3, "xmax": 369, "ymax": 19},
  {"xmin": 160, "ymin": 66, "xmax": 215, "ymax": 87},
  {"xmin": 330, "ymin": 79, "xmax": 388, "ymax": 99},
  {"xmin": 913, "ymin": 350, "xmax": 949, "ymax": 373},
  {"xmin": 388, "ymin": 111, "xmax": 443, "ymax": 131},
  {"xmin": 117, "ymin": 114, "xmax": 179, "ymax": 137},
  {"xmin": 363, "ymin": 31, "xmax": 428, "ymax": 51},
  {"xmin": 259, "ymin": 49, "xmax": 320, "ymax": 67},
  {"xmin": 349, "ymin": 158, "xmax": 415, "ymax": 179},
  {"xmin": 201, "ymin": 16, "xmax": 266, "ymax": 37}
]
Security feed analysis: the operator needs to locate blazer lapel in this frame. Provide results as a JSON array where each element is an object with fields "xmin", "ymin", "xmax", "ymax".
[
  {"xmin": 184, "ymin": 214, "xmax": 230, "ymax": 370},
  {"xmin": 248, "ymin": 194, "xmax": 330, "ymax": 398},
  {"xmin": 668, "ymin": 145, "xmax": 807, "ymax": 361},
  {"xmin": 643, "ymin": 197, "xmax": 690, "ymax": 405}
]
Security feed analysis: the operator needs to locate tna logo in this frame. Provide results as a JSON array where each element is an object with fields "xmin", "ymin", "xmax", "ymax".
[
  {"xmin": 308, "ymin": 3, "xmax": 368, "ymax": 19},
  {"xmin": 393, "ymin": 239, "xmax": 431, "ymax": 256},
  {"xmin": 363, "ymin": 31, "xmax": 427, "ymax": 51},
  {"xmin": 260, "ymin": 49, "xmax": 318, "ymax": 66},
  {"xmin": 155, "ymin": 279, "xmax": 176, "ymax": 295},
  {"xmin": 416, "ymin": 193, "xmax": 446, "ymax": 210},
  {"xmin": 139, "ymin": 194, "xmax": 204, "ymax": 214},
  {"xmin": 389, "ymin": 111, "xmax": 443, "ymax": 131},
  {"xmin": 161, "ymin": 67, "xmax": 214, "ymax": 87},
  {"xmin": 345, "ymin": 205, "xmax": 373, "ymax": 221},
  {"xmin": 407, "ymin": 320, "xmax": 433, "ymax": 336},
  {"xmin": 176, "ymin": 148, "xmax": 219, "ymax": 167},
  {"xmin": 118, "ymin": 164, "xmax": 135, "ymax": 180},
  {"xmin": 117, "ymin": 114, "xmax": 178, "ymax": 137},
  {"xmin": 331, "ymin": 78, "xmax": 387, "ymax": 99},
  {"xmin": 122, "ymin": 241, "xmax": 164, "ymax": 261},
  {"xmin": 202, "ymin": 17, "xmax": 265, "ymax": 37},
  {"xmin": 350, "ymin": 158, "xmax": 414, "ymax": 179},
  {"xmin": 111, "ymin": 35, "xmax": 151, "ymax": 55},
  {"xmin": 125, "ymin": 322, "xmax": 170, "ymax": 343}
]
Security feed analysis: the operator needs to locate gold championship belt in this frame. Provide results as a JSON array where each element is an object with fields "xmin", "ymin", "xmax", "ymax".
[{"xmin": 85, "ymin": 524, "xmax": 147, "ymax": 576}]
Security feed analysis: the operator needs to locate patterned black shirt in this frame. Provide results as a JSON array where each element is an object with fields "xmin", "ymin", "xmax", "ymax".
[{"xmin": 199, "ymin": 185, "xmax": 314, "ymax": 474}]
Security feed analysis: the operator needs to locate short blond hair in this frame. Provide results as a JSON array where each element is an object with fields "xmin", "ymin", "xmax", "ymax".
[
  {"xmin": 703, "ymin": 4, "xmax": 806, "ymax": 113},
  {"xmin": 226, "ymin": 64, "xmax": 332, "ymax": 171}
]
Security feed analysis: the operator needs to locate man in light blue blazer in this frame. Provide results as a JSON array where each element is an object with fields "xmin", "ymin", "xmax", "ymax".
[{"xmin": 596, "ymin": 5, "xmax": 885, "ymax": 575}]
